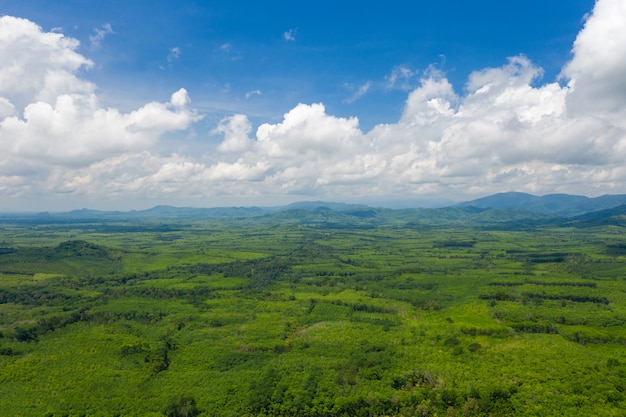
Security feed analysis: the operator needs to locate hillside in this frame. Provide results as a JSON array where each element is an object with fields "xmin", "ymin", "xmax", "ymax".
[
  {"xmin": 456, "ymin": 192, "xmax": 626, "ymax": 216},
  {"xmin": 1, "ymin": 205, "xmax": 625, "ymax": 416},
  {"xmin": 1, "ymin": 193, "xmax": 626, "ymax": 227}
]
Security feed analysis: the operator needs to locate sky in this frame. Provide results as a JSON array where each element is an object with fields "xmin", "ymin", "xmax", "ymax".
[{"xmin": 1, "ymin": 0, "xmax": 625, "ymax": 211}]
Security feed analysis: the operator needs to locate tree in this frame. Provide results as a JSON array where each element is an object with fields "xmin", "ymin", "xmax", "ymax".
[{"xmin": 164, "ymin": 396, "xmax": 201, "ymax": 417}]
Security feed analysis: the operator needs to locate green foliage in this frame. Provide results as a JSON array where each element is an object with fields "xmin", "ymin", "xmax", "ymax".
[
  {"xmin": 0, "ymin": 215, "xmax": 625, "ymax": 416},
  {"xmin": 164, "ymin": 396, "xmax": 201, "ymax": 417}
]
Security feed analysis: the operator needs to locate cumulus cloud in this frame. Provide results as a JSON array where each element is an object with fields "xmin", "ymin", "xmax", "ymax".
[
  {"xmin": 0, "ymin": 16, "xmax": 94, "ymax": 110},
  {"xmin": 0, "ymin": 16, "xmax": 200, "ymax": 177},
  {"xmin": 561, "ymin": 0, "xmax": 626, "ymax": 118},
  {"xmin": 3, "ymin": 0, "xmax": 626, "ymax": 208},
  {"xmin": 365, "ymin": 50, "xmax": 622, "ymax": 196},
  {"xmin": 0, "ymin": 97, "xmax": 16, "ymax": 118},
  {"xmin": 202, "ymin": 0, "xmax": 626, "ymax": 201},
  {"xmin": 213, "ymin": 114, "xmax": 254, "ymax": 153},
  {"xmin": 1, "ymin": 87, "xmax": 199, "ymax": 168}
]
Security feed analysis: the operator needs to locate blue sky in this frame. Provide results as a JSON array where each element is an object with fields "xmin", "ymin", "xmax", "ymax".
[
  {"xmin": 1, "ymin": 0, "xmax": 625, "ymax": 210},
  {"xmin": 3, "ymin": 0, "xmax": 594, "ymax": 128}
]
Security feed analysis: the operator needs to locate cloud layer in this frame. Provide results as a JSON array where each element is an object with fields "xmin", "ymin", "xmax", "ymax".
[
  {"xmin": 0, "ymin": 16, "xmax": 199, "ymax": 202},
  {"xmin": 1, "ymin": 0, "xmax": 626, "ymax": 209}
]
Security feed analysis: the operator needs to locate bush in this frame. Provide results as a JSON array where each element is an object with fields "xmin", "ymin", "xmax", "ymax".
[
  {"xmin": 468, "ymin": 342, "xmax": 481, "ymax": 352},
  {"xmin": 164, "ymin": 396, "xmax": 201, "ymax": 417}
]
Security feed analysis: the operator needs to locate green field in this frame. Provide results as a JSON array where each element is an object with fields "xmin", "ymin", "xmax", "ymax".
[{"xmin": 0, "ymin": 213, "xmax": 625, "ymax": 416}]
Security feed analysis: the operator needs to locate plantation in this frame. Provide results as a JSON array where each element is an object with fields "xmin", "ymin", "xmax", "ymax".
[{"xmin": 0, "ymin": 208, "xmax": 625, "ymax": 416}]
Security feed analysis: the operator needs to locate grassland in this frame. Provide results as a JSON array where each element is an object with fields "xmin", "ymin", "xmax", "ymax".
[{"xmin": 0, "ymin": 212, "xmax": 625, "ymax": 416}]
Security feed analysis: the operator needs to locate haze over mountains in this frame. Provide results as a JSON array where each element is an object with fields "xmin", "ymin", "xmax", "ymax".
[
  {"xmin": 455, "ymin": 192, "xmax": 626, "ymax": 217},
  {"xmin": 1, "ymin": 193, "xmax": 625, "ymax": 229}
]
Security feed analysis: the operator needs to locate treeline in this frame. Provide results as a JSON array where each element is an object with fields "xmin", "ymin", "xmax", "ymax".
[
  {"xmin": 560, "ymin": 329, "xmax": 626, "ymax": 345},
  {"xmin": 488, "ymin": 281, "xmax": 597, "ymax": 288},
  {"xmin": 479, "ymin": 292, "xmax": 609, "ymax": 304},
  {"xmin": 3, "ymin": 309, "xmax": 90, "ymax": 345},
  {"xmin": 182, "ymin": 256, "xmax": 291, "ymax": 288},
  {"xmin": 244, "ymin": 367, "xmax": 519, "ymax": 417},
  {"xmin": 0, "ymin": 287, "xmax": 82, "ymax": 305},
  {"xmin": 521, "ymin": 292, "xmax": 609, "ymax": 304},
  {"xmin": 103, "ymin": 285, "xmax": 216, "ymax": 302},
  {"xmin": 315, "ymin": 299, "xmax": 397, "ymax": 315}
]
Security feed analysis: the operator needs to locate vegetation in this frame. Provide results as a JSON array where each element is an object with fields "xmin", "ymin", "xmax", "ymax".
[{"xmin": 0, "ymin": 207, "xmax": 625, "ymax": 416}]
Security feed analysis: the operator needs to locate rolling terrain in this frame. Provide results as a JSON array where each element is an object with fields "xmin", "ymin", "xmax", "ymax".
[{"xmin": 0, "ymin": 198, "xmax": 625, "ymax": 416}]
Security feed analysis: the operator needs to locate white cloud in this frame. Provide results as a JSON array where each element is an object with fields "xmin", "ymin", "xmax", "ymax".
[
  {"xmin": 386, "ymin": 65, "xmax": 417, "ymax": 91},
  {"xmin": 160, "ymin": 47, "xmax": 182, "ymax": 69},
  {"xmin": 170, "ymin": 88, "xmax": 190, "ymax": 107},
  {"xmin": 168, "ymin": 47, "xmax": 181, "ymax": 63},
  {"xmin": 561, "ymin": 0, "xmax": 626, "ymax": 119},
  {"xmin": 0, "ymin": 97, "xmax": 16, "ymax": 118},
  {"xmin": 245, "ymin": 90, "xmax": 262, "ymax": 99},
  {"xmin": 0, "ymin": 17, "xmax": 200, "ymax": 178},
  {"xmin": 400, "ymin": 74, "xmax": 458, "ymax": 126},
  {"xmin": 89, "ymin": 23, "xmax": 113, "ymax": 49},
  {"xmin": 216, "ymin": 43, "xmax": 241, "ymax": 60},
  {"xmin": 196, "ymin": 0, "xmax": 623, "ymax": 202},
  {"xmin": 1, "ymin": 88, "xmax": 199, "ymax": 167},
  {"xmin": 256, "ymin": 103, "xmax": 365, "ymax": 158},
  {"xmin": 213, "ymin": 114, "xmax": 254, "ymax": 153},
  {"xmin": 284, "ymin": 29, "xmax": 297, "ymax": 41},
  {"xmin": 0, "ymin": 16, "xmax": 94, "ymax": 110},
  {"xmin": 343, "ymin": 81, "xmax": 371, "ymax": 104},
  {"xmin": 3, "ymin": 0, "xmax": 626, "ymax": 208}
]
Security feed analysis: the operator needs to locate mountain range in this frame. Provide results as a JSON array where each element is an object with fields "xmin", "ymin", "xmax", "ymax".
[
  {"xmin": 456, "ymin": 192, "xmax": 626, "ymax": 216},
  {"xmin": 1, "ymin": 192, "xmax": 625, "ymax": 229}
]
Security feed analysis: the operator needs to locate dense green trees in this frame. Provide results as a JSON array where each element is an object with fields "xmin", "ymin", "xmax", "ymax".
[
  {"xmin": 0, "ymin": 217, "xmax": 625, "ymax": 415},
  {"xmin": 164, "ymin": 396, "xmax": 201, "ymax": 417}
]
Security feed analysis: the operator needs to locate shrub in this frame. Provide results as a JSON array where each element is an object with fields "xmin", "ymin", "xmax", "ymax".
[{"xmin": 164, "ymin": 396, "xmax": 201, "ymax": 417}]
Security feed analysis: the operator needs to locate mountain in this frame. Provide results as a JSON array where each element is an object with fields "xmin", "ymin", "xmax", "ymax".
[
  {"xmin": 2, "ymin": 194, "xmax": 626, "ymax": 227},
  {"xmin": 560, "ymin": 204, "xmax": 626, "ymax": 228},
  {"xmin": 456, "ymin": 192, "xmax": 626, "ymax": 216}
]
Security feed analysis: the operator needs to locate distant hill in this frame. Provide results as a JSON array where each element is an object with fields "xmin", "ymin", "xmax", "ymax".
[
  {"xmin": 560, "ymin": 204, "xmax": 626, "ymax": 228},
  {"xmin": 0, "ymin": 205, "xmax": 268, "ymax": 222},
  {"xmin": 2, "ymin": 194, "xmax": 626, "ymax": 228},
  {"xmin": 456, "ymin": 192, "xmax": 626, "ymax": 216}
]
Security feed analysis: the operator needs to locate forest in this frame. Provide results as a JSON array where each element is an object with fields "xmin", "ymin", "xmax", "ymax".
[{"xmin": 0, "ymin": 205, "xmax": 625, "ymax": 416}]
